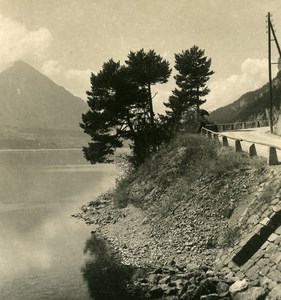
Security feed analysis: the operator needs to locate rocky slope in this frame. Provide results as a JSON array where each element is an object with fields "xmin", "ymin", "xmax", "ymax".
[{"xmin": 74, "ymin": 133, "xmax": 281, "ymax": 299}]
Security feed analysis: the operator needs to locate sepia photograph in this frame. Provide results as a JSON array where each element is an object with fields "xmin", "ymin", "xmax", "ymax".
[{"xmin": 0, "ymin": 0, "xmax": 281, "ymax": 299}]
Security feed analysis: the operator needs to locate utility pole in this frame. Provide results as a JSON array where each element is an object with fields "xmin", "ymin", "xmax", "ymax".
[
  {"xmin": 267, "ymin": 12, "xmax": 281, "ymax": 134},
  {"xmin": 268, "ymin": 12, "xmax": 273, "ymax": 134}
]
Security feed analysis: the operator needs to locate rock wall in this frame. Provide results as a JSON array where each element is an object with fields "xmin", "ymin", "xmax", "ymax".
[{"xmin": 216, "ymin": 168, "xmax": 281, "ymax": 292}]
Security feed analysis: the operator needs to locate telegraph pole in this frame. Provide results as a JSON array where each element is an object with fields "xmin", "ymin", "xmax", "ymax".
[
  {"xmin": 267, "ymin": 13, "xmax": 281, "ymax": 134},
  {"xmin": 268, "ymin": 12, "xmax": 273, "ymax": 134}
]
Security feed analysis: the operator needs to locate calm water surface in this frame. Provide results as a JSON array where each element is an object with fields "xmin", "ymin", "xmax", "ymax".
[{"xmin": 0, "ymin": 149, "xmax": 119, "ymax": 300}]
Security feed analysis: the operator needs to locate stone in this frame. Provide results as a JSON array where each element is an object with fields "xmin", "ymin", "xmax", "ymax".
[
  {"xmin": 228, "ymin": 261, "xmax": 240, "ymax": 272},
  {"xmin": 276, "ymin": 236, "xmax": 281, "ymax": 245},
  {"xmin": 248, "ymin": 279, "xmax": 260, "ymax": 288},
  {"xmin": 235, "ymin": 140, "xmax": 242, "ymax": 152},
  {"xmin": 275, "ymin": 226, "xmax": 281, "ymax": 235},
  {"xmin": 173, "ymin": 279, "xmax": 185, "ymax": 289},
  {"xmin": 245, "ymin": 265, "xmax": 260, "ymax": 281},
  {"xmin": 206, "ymin": 270, "xmax": 215, "ymax": 277},
  {"xmin": 261, "ymin": 241, "xmax": 270, "ymax": 250},
  {"xmin": 267, "ymin": 284, "xmax": 281, "ymax": 299},
  {"xmin": 270, "ymin": 252, "xmax": 281, "ymax": 264},
  {"xmin": 232, "ymin": 287, "xmax": 265, "ymax": 300},
  {"xmin": 159, "ymin": 275, "xmax": 171, "ymax": 285},
  {"xmin": 277, "ymin": 262, "xmax": 281, "ymax": 272},
  {"xmin": 265, "ymin": 243, "xmax": 279, "ymax": 255},
  {"xmin": 168, "ymin": 287, "xmax": 180, "ymax": 296},
  {"xmin": 257, "ymin": 258, "xmax": 271, "ymax": 269},
  {"xmin": 216, "ymin": 281, "xmax": 229, "ymax": 296},
  {"xmin": 149, "ymin": 286, "xmax": 164, "ymax": 298},
  {"xmin": 249, "ymin": 144, "xmax": 257, "ymax": 157},
  {"xmin": 235, "ymin": 271, "xmax": 245, "ymax": 280},
  {"xmin": 240, "ymin": 259, "xmax": 255, "ymax": 273},
  {"xmin": 147, "ymin": 273, "xmax": 158, "ymax": 284},
  {"xmin": 260, "ymin": 277, "xmax": 278, "ymax": 290},
  {"xmin": 268, "ymin": 233, "xmax": 279, "ymax": 243},
  {"xmin": 267, "ymin": 270, "xmax": 281, "ymax": 283},
  {"xmin": 252, "ymin": 249, "xmax": 264, "ymax": 261},
  {"xmin": 260, "ymin": 217, "xmax": 271, "ymax": 226},
  {"xmin": 268, "ymin": 147, "xmax": 279, "ymax": 165},
  {"xmin": 229, "ymin": 279, "xmax": 248, "ymax": 294},
  {"xmin": 259, "ymin": 265, "xmax": 270, "ymax": 277}
]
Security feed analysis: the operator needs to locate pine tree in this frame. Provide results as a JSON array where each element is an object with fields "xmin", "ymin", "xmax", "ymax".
[
  {"xmin": 165, "ymin": 45, "xmax": 214, "ymax": 128},
  {"xmin": 80, "ymin": 50, "xmax": 171, "ymax": 165},
  {"xmin": 126, "ymin": 49, "xmax": 171, "ymax": 128}
]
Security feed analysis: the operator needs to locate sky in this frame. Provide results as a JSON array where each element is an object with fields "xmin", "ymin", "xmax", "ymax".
[{"xmin": 0, "ymin": 0, "xmax": 281, "ymax": 112}]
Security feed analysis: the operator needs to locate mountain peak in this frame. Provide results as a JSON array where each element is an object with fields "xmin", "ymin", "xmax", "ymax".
[
  {"xmin": 13, "ymin": 60, "xmax": 30, "ymax": 67},
  {"xmin": 10, "ymin": 60, "xmax": 39, "ymax": 73},
  {"xmin": 0, "ymin": 59, "xmax": 87, "ymax": 134}
]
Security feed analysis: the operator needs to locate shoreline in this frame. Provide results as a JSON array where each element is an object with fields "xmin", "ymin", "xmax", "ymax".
[
  {"xmin": 75, "ymin": 192, "xmax": 267, "ymax": 300},
  {"xmin": 74, "ymin": 164, "xmax": 281, "ymax": 298}
]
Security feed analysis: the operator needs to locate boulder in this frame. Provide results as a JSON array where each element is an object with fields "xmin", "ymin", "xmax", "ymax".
[
  {"xmin": 229, "ymin": 279, "xmax": 248, "ymax": 294},
  {"xmin": 216, "ymin": 281, "xmax": 230, "ymax": 296}
]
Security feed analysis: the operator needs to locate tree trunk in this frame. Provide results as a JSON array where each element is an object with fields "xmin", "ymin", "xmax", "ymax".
[
  {"xmin": 196, "ymin": 85, "xmax": 200, "ymax": 113},
  {"xmin": 148, "ymin": 84, "xmax": 155, "ymax": 127}
]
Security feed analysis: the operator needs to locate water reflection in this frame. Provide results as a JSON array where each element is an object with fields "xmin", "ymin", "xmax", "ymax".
[
  {"xmin": 82, "ymin": 235, "xmax": 142, "ymax": 300},
  {"xmin": 0, "ymin": 150, "xmax": 118, "ymax": 299}
]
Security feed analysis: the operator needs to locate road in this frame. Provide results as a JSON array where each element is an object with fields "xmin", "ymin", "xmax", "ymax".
[{"xmin": 216, "ymin": 127, "xmax": 281, "ymax": 162}]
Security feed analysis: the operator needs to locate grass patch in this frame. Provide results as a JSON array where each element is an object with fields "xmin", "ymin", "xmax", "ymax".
[
  {"xmin": 112, "ymin": 133, "xmax": 265, "ymax": 208},
  {"xmin": 221, "ymin": 225, "xmax": 241, "ymax": 247}
]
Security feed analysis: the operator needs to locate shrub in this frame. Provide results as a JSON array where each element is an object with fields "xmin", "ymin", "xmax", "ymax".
[{"xmin": 111, "ymin": 132, "xmax": 264, "ymax": 208}]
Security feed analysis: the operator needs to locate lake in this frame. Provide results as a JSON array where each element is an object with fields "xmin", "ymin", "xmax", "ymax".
[{"xmin": 0, "ymin": 149, "xmax": 127, "ymax": 300}]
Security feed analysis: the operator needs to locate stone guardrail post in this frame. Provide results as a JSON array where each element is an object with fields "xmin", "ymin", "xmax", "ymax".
[
  {"xmin": 249, "ymin": 144, "xmax": 257, "ymax": 157},
  {"xmin": 235, "ymin": 140, "xmax": 242, "ymax": 152},
  {"xmin": 222, "ymin": 136, "xmax": 228, "ymax": 146},
  {"xmin": 203, "ymin": 126, "xmax": 280, "ymax": 166},
  {"xmin": 213, "ymin": 134, "xmax": 219, "ymax": 142},
  {"xmin": 268, "ymin": 147, "xmax": 279, "ymax": 165}
]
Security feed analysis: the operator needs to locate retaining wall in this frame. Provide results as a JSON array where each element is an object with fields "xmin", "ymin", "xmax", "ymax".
[{"xmin": 215, "ymin": 170, "xmax": 281, "ymax": 289}]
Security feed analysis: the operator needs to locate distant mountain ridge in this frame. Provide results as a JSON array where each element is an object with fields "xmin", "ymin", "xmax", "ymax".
[
  {"xmin": 0, "ymin": 61, "xmax": 88, "ymax": 148},
  {"xmin": 209, "ymin": 72, "xmax": 281, "ymax": 124}
]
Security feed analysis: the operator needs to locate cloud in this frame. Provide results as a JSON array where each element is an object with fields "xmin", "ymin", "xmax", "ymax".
[
  {"xmin": 205, "ymin": 58, "xmax": 278, "ymax": 111},
  {"xmin": 41, "ymin": 60, "xmax": 92, "ymax": 99},
  {"xmin": 0, "ymin": 14, "xmax": 52, "ymax": 71},
  {"xmin": 41, "ymin": 60, "xmax": 63, "ymax": 78},
  {"xmin": 64, "ymin": 68, "xmax": 92, "ymax": 98}
]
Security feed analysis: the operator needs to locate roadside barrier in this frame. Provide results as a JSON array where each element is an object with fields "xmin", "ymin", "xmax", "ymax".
[
  {"xmin": 249, "ymin": 144, "xmax": 257, "ymax": 157},
  {"xmin": 206, "ymin": 119, "xmax": 277, "ymax": 132},
  {"xmin": 235, "ymin": 140, "xmax": 242, "ymax": 152},
  {"xmin": 201, "ymin": 127, "xmax": 280, "ymax": 166}
]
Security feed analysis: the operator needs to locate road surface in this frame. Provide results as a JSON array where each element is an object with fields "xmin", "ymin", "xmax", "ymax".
[{"xmin": 216, "ymin": 127, "xmax": 281, "ymax": 162}]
